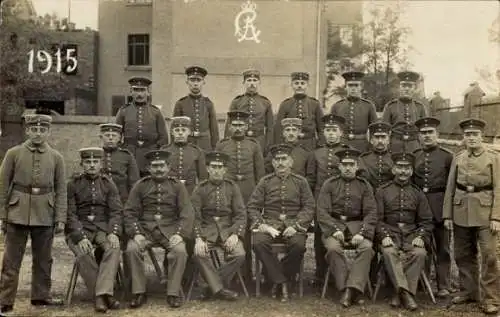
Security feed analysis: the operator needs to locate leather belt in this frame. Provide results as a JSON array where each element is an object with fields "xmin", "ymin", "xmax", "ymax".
[
  {"xmin": 345, "ymin": 133, "xmax": 367, "ymax": 140},
  {"xmin": 456, "ymin": 183, "xmax": 493, "ymax": 193},
  {"xmin": 190, "ymin": 131, "xmax": 209, "ymax": 137},
  {"xmin": 12, "ymin": 184, "xmax": 53, "ymax": 195},
  {"xmin": 124, "ymin": 138, "xmax": 155, "ymax": 148},
  {"xmin": 391, "ymin": 133, "xmax": 418, "ymax": 141},
  {"xmin": 333, "ymin": 214, "xmax": 362, "ymax": 222},
  {"xmin": 421, "ymin": 186, "xmax": 446, "ymax": 194}
]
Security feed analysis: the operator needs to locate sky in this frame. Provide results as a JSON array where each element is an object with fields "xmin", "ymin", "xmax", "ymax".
[{"xmin": 30, "ymin": 0, "xmax": 499, "ymax": 106}]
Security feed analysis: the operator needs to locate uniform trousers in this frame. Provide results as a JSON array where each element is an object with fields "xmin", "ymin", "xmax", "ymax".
[
  {"xmin": 0, "ymin": 223, "xmax": 54, "ymax": 305},
  {"xmin": 324, "ymin": 237, "xmax": 374, "ymax": 293},
  {"xmin": 430, "ymin": 222, "xmax": 451, "ymax": 290},
  {"xmin": 252, "ymin": 232, "xmax": 306, "ymax": 285},
  {"xmin": 381, "ymin": 246, "xmax": 427, "ymax": 295},
  {"xmin": 454, "ymin": 225, "xmax": 499, "ymax": 304},
  {"xmin": 66, "ymin": 231, "xmax": 121, "ymax": 297},
  {"xmin": 193, "ymin": 240, "xmax": 245, "ymax": 294}
]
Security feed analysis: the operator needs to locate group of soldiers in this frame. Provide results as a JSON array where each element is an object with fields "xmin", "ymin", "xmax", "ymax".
[{"xmin": 0, "ymin": 65, "xmax": 499, "ymax": 315}]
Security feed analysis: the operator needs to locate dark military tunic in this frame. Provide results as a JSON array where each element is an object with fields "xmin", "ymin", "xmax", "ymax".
[
  {"xmin": 116, "ymin": 102, "xmax": 169, "ymax": 175},
  {"xmin": 274, "ymin": 95, "xmax": 323, "ymax": 151},
  {"xmin": 224, "ymin": 93, "xmax": 274, "ymax": 152},
  {"xmin": 264, "ymin": 142, "xmax": 310, "ymax": 176},
  {"xmin": 381, "ymin": 98, "xmax": 428, "ymax": 125},
  {"xmin": 102, "ymin": 147, "xmax": 140, "ymax": 203},
  {"xmin": 331, "ymin": 97, "xmax": 378, "ymax": 152},
  {"xmin": 162, "ymin": 142, "xmax": 208, "ymax": 194},
  {"xmin": 173, "ymin": 95, "xmax": 220, "ymax": 151},
  {"xmin": 358, "ymin": 150, "xmax": 394, "ymax": 190}
]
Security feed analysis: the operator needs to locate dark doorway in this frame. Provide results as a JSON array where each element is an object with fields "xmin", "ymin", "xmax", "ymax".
[{"xmin": 24, "ymin": 100, "xmax": 65, "ymax": 115}]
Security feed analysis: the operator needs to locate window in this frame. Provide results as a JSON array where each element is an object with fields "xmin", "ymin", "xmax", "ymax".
[
  {"xmin": 127, "ymin": 34, "xmax": 150, "ymax": 66},
  {"xmin": 339, "ymin": 25, "xmax": 353, "ymax": 47}
]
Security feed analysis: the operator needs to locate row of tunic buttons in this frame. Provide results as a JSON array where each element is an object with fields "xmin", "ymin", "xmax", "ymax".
[
  {"xmin": 422, "ymin": 152, "xmax": 430, "ymax": 192},
  {"xmin": 137, "ymin": 106, "xmax": 144, "ymax": 140},
  {"xmin": 154, "ymin": 183, "xmax": 163, "ymax": 220},
  {"xmin": 279, "ymin": 178, "xmax": 287, "ymax": 221},
  {"xmin": 88, "ymin": 179, "xmax": 97, "ymax": 222},
  {"xmin": 193, "ymin": 99, "xmax": 200, "ymax": 133},
  {"xmin": 178, "ymin": 146, "xmax": 185, "ymax": 182},
  {"xmin": 347, "ymin": 102, "xmax": 355, "ymax": 139}
]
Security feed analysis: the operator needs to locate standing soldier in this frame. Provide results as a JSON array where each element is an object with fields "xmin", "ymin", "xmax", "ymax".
[
  {"xmin": 443, "ymin": 118, "xmax": 500, "ymax": 315},
  {"xmin": 65, "ymin": 147, "xmax": 123, "ymax": 313},
  {"xmin": 273, "ymin": 72, "xmax": 323, "ymax": 151},
  {"xmin": 330, "ymin": 71, "xmax": 378, "ymax": 152},
  {"xmin": 224, "ymin": 69, "xmax": 274, "ymax": 153},
  {"xmin": 116, "ymin": 77, "xmax": 169, "ymax": 177},
  {"xmin": 99, "ymin": 123, "xmax": 140, "ymax": 203},
  {"xmin": 123, "ymin": 150, "xmax": 194, "ymax": 309},
  {"xmin": 162, "ymin": 116, "xmax": 208, "ymax": 194},
  {"xmin": 317, "ymin": 149, "xmax": 377, "ymax": 307},
  {"xmin": 191, "ymin": 151, "xmax": 246, "ymax": 300},
  {"xmin": 413, "ymin": 117, "xmax": 453, "ymax": 297},
  {"xmin": 358, "ymin": 122, "xmax": 394, "ymax": 189},
  {"xmin": 306, "ymin": 114, "xmax": 350, "ymax": 284},
  {"xmin": 265, "ymin": 118, "xmax": 310, "ymax": 176},
  {"xmin": 249, "ymin": 144, "xmax": 315, "ymax": 302},
  {"xmin": 172, "ymin": 66, "xmax": 219, "ymax": 151},
  {"xmin": 375, "ymin": 152, "xmax": 433, "ymax": 311},
  {"xmin": 0, "ymin": 114, "xmax": 66, "ymax": 313}
]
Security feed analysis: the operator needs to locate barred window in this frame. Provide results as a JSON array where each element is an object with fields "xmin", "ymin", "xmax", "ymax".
[{"xmin": 127, "ymin": 34, "xmax": 150, "ymax": 66}]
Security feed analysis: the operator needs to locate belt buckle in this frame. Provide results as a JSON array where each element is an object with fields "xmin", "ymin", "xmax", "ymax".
[
  {"xmin": 466, "ymin": 185, "xmax": 475, "ymax": 193},
  {"xmin": 279, "ymin": 214, "xmax": 287, "ymax": 221},
  {"xmin": 137, "ymin": 140, "xmax": 144, "ymax": 147},
  {"xmin": 192, "ymin": 131, "xmax": 200, "ymax": 137},
  {"xmin": 246, "ymin": 131, "xmax": 254, "ymax": 137},
  {"xmin": 397, "ymin": 222, "xmax": 405, "ymax": 229},
  {"xmin": 87, "ymin": 214, "xmax": 95, "ymax": 222},
  {"xmin": 348, "ymin": 134, "xmax": 354, "ymax": 140},
  {"xmin": 423, "ymin": 187, "xmax": 429, "ymax": 193},
  {"xmin": 179, "ymin": 179, "xmax": 186, "ymax": 184},
  {"xmin": 340, "ymin": 215, "xmax": 347, "ymax": 221},
  {"xmin": 236, "ymin": 174, "xmax": 243, "ymax": 181},
  {"xmin": 154, "ymin": 214, "xmax": 162, "ymax": 221},
  {"xmin": 213, "ymin": 216, "xmax": 220, "ymax": 221},
  {"xmin": 31, "ymin": 187, "xmax": 40, "ymax": 194},
  {"xmin": 403, "ymin": 135, "xmax": 409, "ymax": 141}
]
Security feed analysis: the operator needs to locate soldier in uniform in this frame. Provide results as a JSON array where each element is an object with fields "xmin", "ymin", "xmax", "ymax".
[
  {"xmin": 224, "ymin": 69, "xmax": 274, "ymax": 153},
  {"xmin": 0, "ymin": 114, "xmax": 66, "ymax": 313},
  {"xmin": 443, "ymin": 118, "xmax": 500, "ymax": 315},
  {"xmin": 172, "ymin": 66, "xmax": 219, "ymax": 151},
  {"xmin": 191, "ymin": 151, "xmax": 246, "ymax": 301},
  {"xmin": 265, "ymin": 118, "xmax": 310, "ymax": 176},
  {"xmin": 390, "ymin": 121, "xmax": 420, "ymax": 154},
  {"xmin": 116, "ymin": 77, "xmax": 169, "ymax": 177},
  {"xmin": 248, "ymin": 144, "xmax": 315, "ymax": 302},
  {"xmin": 358, "ymin": 122, "xmax": 394, "ymax": 189},
  {"xmin": 375, "ymin": 152, "xmax": 433, "ymax": 311},
  {"xmin": 123, "ymin": 150, "xmax": 194, "ymax": 309},
  {"xmin": 317, "ymin": 148, "xmax": 377, "ymax": 307},
  {"xmin": 273, "ymin": 72, "xmax": 323, "ymax": 151},
  {"xmin": 99, "ymin": 123, "xmax": 140, "ymax": 203},
  {"xmin": 330, "ymin": 71, "xmax": 378, "ymax": 152},
  {"xmin": 65, "ymin": 147, "xmax": 123, "ymax": 313},
  {"xmin": 306, "ymin": 114, "xmax": 350, "ymax": 283},
  {"xmin": 412, "ymin": 117, "xmax": 453, "ymax": 297},
  {"xmin": 162, "ymin": 116, "xmax": 208, "ymax": 194}
]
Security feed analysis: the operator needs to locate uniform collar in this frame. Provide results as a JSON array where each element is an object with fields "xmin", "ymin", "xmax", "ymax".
[
  {"xmin": 398, "ymin": 97, "xmax": 413, "ymax": 104},
  {"xmin": 346, "ymin": 96, "xmax": 360, "ymax": 102},
  {"xmin": 24, "ymin": 140, "xmax": 47, "ymax": 153},
  {"xmin": 189, "ymin": 93, "xmax": 202, "ymax": 99},
  {"xmin": 103, "ymin": 146, "xmax": 117, "ymax": 152},
  {"xmin": 422, "ymin": 144, "xmax": 438, "ymax": 152},
  {"xmin": 394, "ymin": 179, "xmax": 411, "ymax": 187},
  {"xmin": 134, "ymin": 101, "xmax": 147, "ymax": 107},
  {"xmin": 293, "ymin": 93, "xmax": 307, "ymax": 100},
  {"xmin": 467, "ymin": 146, "xmax": 485, "ymax": 157}
]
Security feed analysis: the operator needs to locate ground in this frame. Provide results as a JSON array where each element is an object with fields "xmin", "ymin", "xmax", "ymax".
[{"xmin": 0, "ymin": 235, "xmax": 487, "ymax": 317}]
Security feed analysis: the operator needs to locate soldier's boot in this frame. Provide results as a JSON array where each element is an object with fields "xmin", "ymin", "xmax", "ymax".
[
  {"xmin": 167, "ymin": 295, "xmax": 183, "ymax": 308},
  {"xmin": 340, "ymin": 288, "xmax": 353, "ymax": 308},
  {"xmin": 106, "ymin": 295, "xmax": 120, "ymax": 310},
  {"xmin": 481, "ymin": 303, "xmax": 499, "ymax": 315},
  {"xmin": 389, "ymin": 293, "xmax": 400, "ymax": 308},
  {"xmin": 95, "ymin": 296, "xmax": 108, "ymax": 313},
  {"xmin": 270, "ymin": 284, "xmax": 278, "ymax": 299},
  {"xmin": 401, "ymin": 290, "xmax": 418, "ymax": 311},
  {"xmin": 281, "ymin": 283, "xmax": 289, "ymax": 302}
]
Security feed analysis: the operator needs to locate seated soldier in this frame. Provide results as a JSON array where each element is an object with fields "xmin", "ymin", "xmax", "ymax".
[
  {"xmin": 123, "ymin": 150, "xmax": 194, "ymax": 309},
  {"xmin": 375, "ymin": 152, "xmax": 433, "ymax": 311},
  {"xmin": 191, "ymin": 151, "xmax": 246, "ymax": 301},
  {"xmin": 248, "ymin": 144, "xmax": 315, "ymax": 302},
  {"xmin": 65, "ymin": 147, "xmax": 123, "ymax": 313},
  {"xmin": 317, "ymin": 148, "xmax": 377, "ymax": 307}
]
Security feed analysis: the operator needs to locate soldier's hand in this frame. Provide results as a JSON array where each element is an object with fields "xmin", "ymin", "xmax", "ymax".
[
  {"xmin": 381, "ymin": 237, "xmax": 394, "ymax": 248},
  {"xmin": 444, "ymin": 219, "xmax": 453, "ymax": 230},
  {"xmin": 78, "ymin": 238, "xmax": 93, "ymax": 254},
  {"xmin": 332, "ymin": 230, "xmax": 344, "ymax": 242},
  {"xmin": 282, "ymin": 226, "xmax": 297, "ymax": 238},
  {"xmin": 107, "ymin": 233, "xmax": 120, "ymax": 249},
  {"xmin": 54, "ymin": 222, "xmax": 65, "ymax": 235},
  {"xmin": 267, "ymin": 226, "xmax": 281, "ymax": 238},
  {"xmin": 134, "ymin": 234, "xmax": 147, "ymax": 251},
  {"xmin": 351, "ymin": 234, "xmax": 364, "ymax": 246},
  {"xmin": 194, "ymin": 238, "xmax": 208, "ymax": 257},
  {"xmin": 490, "ymin": 220, "xmax": 500, "ymax": 233},
  {"xmin": 169, "ymin": 234, "xmax": 183, "ymax": 248},
  {"xmin": 412, "ymin": 237, "xmax": 425, "ymax": 248},
  {"xmin": 224, "ymin": 234, "xmax": 239, "ymax": 252}
]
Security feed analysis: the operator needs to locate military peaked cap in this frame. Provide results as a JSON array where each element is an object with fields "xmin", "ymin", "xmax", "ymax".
[
  {"xmin": 242, "ymin": 69, "xmax": 260, "ymax": 79},
  {"xmin": 268, "ymin": 143, "xmax": 294, "ymax": 157},
  {"xmin": 171, "ymin": 116, "xmax": 192, "ymax": 127},
  {"xmin": 206, "ymin": 151, "xmax": 230, "ymax": 165},
  {"xmin": 458, "ymin": 118, "xmax": 486, "ymax": 131},
  {"xmin": 322, "ymin": 114, "xmax": 346, "ymax": 126},
  {"xmin": 227, "ymin": 111, "xmax": 250, "ymax": 121},
  {"xmin": 415, "ymin": 117, "xmax": 440, "ymax": 130},
  {"xmin": 99, "ymin": 123, "xmax": 122, "ymax": 134},
  {"xmin": 368, "ymin": 121, "xmax": 391, "ymax": 134},
  {"xmin": 335, "ymin": 148, "xmax": 362, "ymax": 162},
  {"xmin": 185, "ymin": 66, "xmax": 207, "ymax": 78},
  {"xmin": 79, "ymin": 147, "xmax": 104, "ymax": 159},
  {"xmin": 291, "ymin": 72, "xmax": 309, "ymax": 81},
  {"xmin": 128, "ymin": 76, "xmax": 152, "ymax": 87},
  {"xmin": 281, "ymin": 118, "xmax": 302, "ymax": 127},
  {"xmin": 397, "ymin": 71, "xmax": 420, "ymax": 82},
  {"xmin": 144, "ymin": 150, "xmax": 171, "ymax": 162},
  {"xmin": 342, "ymin": 71, "xmax": 364, "ymax": 82},
  {"xmin": 24, "ymin": 114, "xmax": 52, "ymax": 126},
  {"xmin": 391, "ymin": 152, "xmax": 415, "ymax": 166}
]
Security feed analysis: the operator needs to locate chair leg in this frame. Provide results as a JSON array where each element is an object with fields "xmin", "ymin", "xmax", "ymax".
[
  {"xmin": 298, "ymin": 259, "xmax": 304, "ymax": 298},
  {"xmin": 321, "ymin": 268, "xmax": 330, "ymax": 299},
  {"xmin": 237, "ymin": 271, "xmax": 249, "ymax": 298},
  {"xmin": 186, "ymin": 268, "xmax": 198, "ymax": 301},
  {"xmin": 366, "ymin": 278, "xmax": 374, "ymax": 298},
  {"xmin": 65, "ymin": 262, "xmax": 79, "ymax": 306},
  {"xmin": 255, "ymin": 259, "xmax": 261, "ymax": 297},
  {"xmin": 372, "ymin": 268, "xmax": 384, "ymax": 302},
  {"xmin": 420, "ymin": 271, "xmax": 436, "ymax": 304},
  {"xmin": 147, "ymin": 248, "xmax": 164, "ymax": 281}
]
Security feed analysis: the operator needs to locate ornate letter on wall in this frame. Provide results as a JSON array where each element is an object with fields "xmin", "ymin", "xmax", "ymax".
[{"xmin": 234, "ymin": 0, "xmax": 261, "ymax": 43}]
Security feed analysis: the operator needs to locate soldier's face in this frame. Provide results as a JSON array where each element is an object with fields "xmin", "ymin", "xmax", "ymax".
[
  {"xmin": 399, "ymin": 81, "xmax": 416, "ymax": 99},
  {"xmin": 148, "ymin": 160, "xmax": 170, "ymax": 179},
  {"xmin": 272, "ymin": 154, "xmax": 293, "ymax": 174},
  {"xmin": 346, "ymin": 81, "xmax": 362, "ymax": 98},
  {"xmin": 172, "ymin": 126, "xmax": 190, "ymax": 143},
  {"xmin": 207, "ymin": 162, "xmax": 226, "ymax": 181},
  {"xmin": 419, "ymin": 128, "xmax": 438, "ymax": 147},
  {"xmin": 463, "ymin": 130, "xmax": 483, "ymax": 149},
  {"xmin": 229, "ymin": 120, "xmax": 248, "ymax": 137},
  {"xmin": 291, "ymin": 80, "xmax": 308, "ymax": 94},
  {"xmin": 130, "ymin": 86, "xmax": 149, "ymax": 103},
  {"xmin": 370, "ymin": 133, "xmax": 390, "ymax": 151},
  {"xmin": 81, "ymin": 158, "xmax": 102, "ymax": 176},
  {"xmin": 243, "ymin": 77, "xmax": 260, "ymax": 93},
  {"xmin": 100, "ymin": 131, "xmax": 122, "ymax": 148},
  {"xmin": 392, "ymin": 163, "xmax": 413, "ymax": 182},
  {"xmin": 282, "ymin": 125, "xmax": 300, "ymax": 143},
  {"xmin": 323, "ymin": 125, "xmax": 342, "ymax": 144},
  {"xmin": 26, "ymin": 125, "xmax": 50, "ymax": 145},
  {"xmin": 339, "ymin": 160, "xmax": 358, "ymax": 179},
  {"xmin": 186, "ymin": 76, "xmax": 204, "ymax": 95}
]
